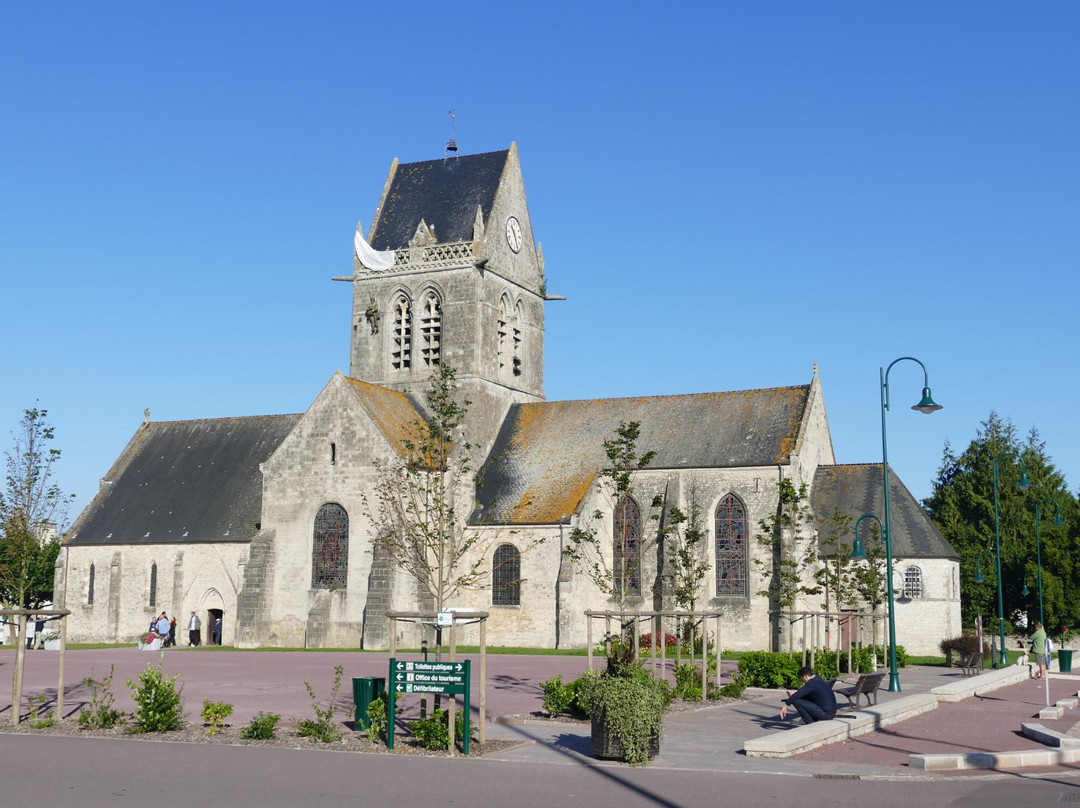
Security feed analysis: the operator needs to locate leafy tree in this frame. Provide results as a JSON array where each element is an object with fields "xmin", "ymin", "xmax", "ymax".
[
  {"xmin": 365, "ymin": 364, "xmax": 538, "ymax": 615},
  {"xmin": 0, "ymin": 407, "xmax": 71, "ymax": 610},
  {"xmin": 924, "ymin": 412, "xmax": 1079, "ymax": 636},
  {"xmin": 563, "ymin": 421, "xmax": 659, "ymax": 609},
  {"xmin": 753, "ymin": 478, "xmax": 822, "ymax": 652},
  {"xmin": 662, "ymin": 485, "xmax": 708, "ymax": 613}
]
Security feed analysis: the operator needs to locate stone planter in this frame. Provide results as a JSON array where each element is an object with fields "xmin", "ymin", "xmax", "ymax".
[{"xmin": 590, "ymin": 711, "xmax": 661, "ymax": 761}]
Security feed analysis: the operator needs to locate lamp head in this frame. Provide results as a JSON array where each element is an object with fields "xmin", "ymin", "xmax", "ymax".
[
  {"xmin": 912, "ymin": 387, "xmax": 943, "ymax": 414},
  {"xmin": 1053, "ymin": 514, "xmax": 1065, "ymax": 526},
  {"xmin": 849, "ymin": 538, "xmax": 868, "ymax": 560},
  {"xmin": 1017, "ymin": 471, "xmax": 1033, "ymax": 491},
  {"xmin": 974, "ymin": 570, "xmax": 986, "ymax": 584},
  {"xmin": 1022, "ymin": 581, "xmax": 1030, "ymax": 596}
]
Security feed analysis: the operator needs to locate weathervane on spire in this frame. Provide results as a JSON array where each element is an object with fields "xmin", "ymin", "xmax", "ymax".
[{"xmin": 445, "ymin": 108, "xmax": 458, "ymax": 157}]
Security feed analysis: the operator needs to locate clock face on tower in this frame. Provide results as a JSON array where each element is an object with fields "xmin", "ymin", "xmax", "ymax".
[{"xmin": 505, "ymin": 216, "xmax": 523, "ymax": 253}]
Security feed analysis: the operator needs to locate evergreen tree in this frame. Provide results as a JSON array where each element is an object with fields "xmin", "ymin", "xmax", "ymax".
[{"xmin": 924, "ymin": 412, "xmax": 1079, "ymax": 635}]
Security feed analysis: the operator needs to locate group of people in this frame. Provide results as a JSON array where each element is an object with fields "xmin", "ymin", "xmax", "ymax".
[{"xmin": 147, "ymin": 611, "xmax": 221, "ymax": 647}]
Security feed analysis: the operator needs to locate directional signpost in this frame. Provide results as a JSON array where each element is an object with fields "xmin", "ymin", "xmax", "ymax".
[{"xmin": 387, "ymin": 658, "xmax": 471, "ymax": 754}]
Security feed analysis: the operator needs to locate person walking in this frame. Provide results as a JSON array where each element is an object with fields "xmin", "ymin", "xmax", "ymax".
[
  {"xmin": 188, "ymin": 611, "xmax": 201, "ymax": 646},
  {"xmin": 1030, "ymin": 621, "xmax": 1049, "ymax": 680}
]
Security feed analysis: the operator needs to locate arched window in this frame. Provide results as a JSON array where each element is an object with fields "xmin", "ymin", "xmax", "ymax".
[
  {"xmin": 715, "ymin": 494, "xmax": 747, "ymax": 597},
  {"xmin": 613, "ymin": 496, "xmax": 642, "ymax": 598},
  {"xmin": 513, "ymin": 299, "xmax": 524, "ymax": 377},
  {"xmin": 419, "ymin": 290, "xmax": 442, "ymax": 367},
  {"xmin": 149, "ymin": 562, "xmax": 158, "ymax": 608},
  {"xmin": 88, "ymin": 562, "xmax": 95, "ymax": 606},
  {"xmin": 497, "ymin": 295, "xmax": 510, "ymax": 376},
  {"xmin": 492, "ymin": 544, "xmax": 521, "ymax": 606},
  {"xmin": 312, "ymin": 503, "xmax": 349, "ymax": 589},
  {"xmin": 391, "ymin": 295, "xmax": 412, "ymax": 370},
  {"xmin": 903, "ymin": 566, "xmax": 923, "ymax": 599}
]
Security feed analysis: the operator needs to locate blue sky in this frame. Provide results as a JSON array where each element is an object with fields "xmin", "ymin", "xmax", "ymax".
[{"xmin": 3, "ymin": 3, "xmax": 1078, "ymax": 522}]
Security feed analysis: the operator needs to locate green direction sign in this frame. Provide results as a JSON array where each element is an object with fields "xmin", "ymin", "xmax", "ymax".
[
  {"xmin": 390, "ymin": 659, "xmax": 468, "ymax": 695},
  {"xmin": 387, "ymin": 657, "xmax": 473, "ymax": 755}
]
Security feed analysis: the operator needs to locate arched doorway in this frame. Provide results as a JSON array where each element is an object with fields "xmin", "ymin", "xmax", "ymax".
[{"xmin": 199, "ymin": 588, "xmax": 226, "ymax": 646}]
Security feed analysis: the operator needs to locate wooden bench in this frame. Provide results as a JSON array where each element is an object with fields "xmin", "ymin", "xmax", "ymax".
[
  {"xmin": 960, "ymin": 651, "xmax": 983, "ymax": 677},
  {"xmin": 834, "ymin": 672, "xmax": 887, "ymax": 711}
]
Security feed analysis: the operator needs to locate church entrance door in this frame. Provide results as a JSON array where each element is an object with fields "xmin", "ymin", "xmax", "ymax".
[{"xmin": 207, "ymin": 608, "xmax": 223, "ymax": 645}]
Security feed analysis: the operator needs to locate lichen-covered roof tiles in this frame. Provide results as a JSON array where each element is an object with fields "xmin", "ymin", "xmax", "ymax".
[
  {"xmin": 368, "ymin": 149, "xmax": 509, "ymax": 251},
  {"xmin": 474, "ymin": 385, "xmax": 811, "ymax": 525},
  {"xmin": 342, "ymin": 377, "xmax": 425, "ymax": 458},
  {"xmin": 66, "ymin": 414, "xmax": 300, "ymax": 546},
  {"xmin": 812, "ymin": 463, "xmax": 958, "ymax": 559}
]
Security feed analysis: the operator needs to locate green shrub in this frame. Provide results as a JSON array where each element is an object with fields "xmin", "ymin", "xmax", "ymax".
[
  {"xmin": 366, "ymin": 696, "xmax": 387, "ymax": 744},
  {"xmin": 569, "ymin": 669, "xmax": 602, "ymax": 716},
  {"xmin": 78, "ymin": 666, "xmax": 126, "ymax": 730},
  {"xmin": 297, "ymin": 664, "xmax": 344, "ymax": 743},
  {"xmin": 201, "ymin": 699, "xmax": 233, "ymax": 736},
  {"xmin": 672, "ymin": 663, "xmax": 702, "ymax": 701},
  {"xmin": 126, "ymin": 658, "xmax": 184, "ymax": 732},
  {"xmin": 541, "ymin": 674, "xmax": 574, "ymax": 716},
  {"xmin": 412, "ymin": 708, "xmax": 450, "ymax": 750},
  {"xmin": 29, "ymin": 695, "xmax": 54, "ymax": 728},
  {"xmin": 717, "ymin": 679, "xmax": 745, "ymax": 698},
  {"xmin": 940, "ymin": 634, "xmax": 986, "ymax": 658},
  {"xmin": 734, "ymin": 652, "xmax": 801, "ymax": 689},
  {"xmin": 240, "ymin": 711, "xmax": 281, "ymax": 740}
]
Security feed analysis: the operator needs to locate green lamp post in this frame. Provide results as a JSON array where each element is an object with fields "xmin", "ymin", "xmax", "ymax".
[
  {"xmin": 1031, "ymin": 501, "xmax": 1064, "ymax": 627},
  {"xmin": 879, "ymin": 357, "xmax": 942, "ymax": 693},
  {"xmin": 990, "ymin": 452, "xmax": 1031, "ymax": 666}
]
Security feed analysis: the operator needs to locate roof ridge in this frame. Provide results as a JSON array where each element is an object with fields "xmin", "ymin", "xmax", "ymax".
[
  {"xmin": 148, "ymin": 413, "xmax": 302, "ymax": 426},
  {"xmin": 397, "ymin": 148, "xmax": 509, "ymax": 168},
  {"xmin": 526, "ymin": 383, "xmax": 810, "ymax": 407}
]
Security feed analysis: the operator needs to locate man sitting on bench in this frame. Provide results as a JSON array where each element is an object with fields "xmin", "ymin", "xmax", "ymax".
[{"xmin": 780, "ymin": 667, "xmax": 837, "ymax": 725}]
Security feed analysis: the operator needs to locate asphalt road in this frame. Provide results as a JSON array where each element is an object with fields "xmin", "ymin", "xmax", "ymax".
[{"xmin": 1, "ymin": 733, "xmax": 1076, "ymax": 808}]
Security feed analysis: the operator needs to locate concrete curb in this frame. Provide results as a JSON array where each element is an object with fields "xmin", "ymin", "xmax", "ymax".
[
  {"xmin": 743, "ymin": 694, "xmax": 938, "ymax": 758},
  {"xmin": 1021, "ymin": 722, "xmax": 1080, "ymax": 748},
  {"xmin": 929, "ymin": 663, "xmax": 1032, "ymax": 702},
  {"xmin": 910, "ymin": 747, "xmax": 1080, "ymax": 771}
]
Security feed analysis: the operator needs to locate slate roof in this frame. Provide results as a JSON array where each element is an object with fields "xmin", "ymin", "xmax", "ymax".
[
  {"xmin": 812, "ymin": 464, "xmax": 958, "ymax": 559},
  {"xmin": 474, "ymin": 385, "xmax": 811, "ymax": 525},
  {"xmin": 368, "ymin": 149, "xmax": 509, "ymax": 251},
  {"xmin": 66, "ymin": 414, "xmax": 300, "ymax": 546}
]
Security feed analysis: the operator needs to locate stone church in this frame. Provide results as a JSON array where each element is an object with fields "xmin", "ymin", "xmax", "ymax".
[{"xmin": 56, "ymin": 144, "xmax": 960, "ymax": 654}]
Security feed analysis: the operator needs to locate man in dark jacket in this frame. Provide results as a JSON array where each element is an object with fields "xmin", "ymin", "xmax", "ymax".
[{"xmin": 780, "ymin": 667, "xmax": 837, "ymax": 724}]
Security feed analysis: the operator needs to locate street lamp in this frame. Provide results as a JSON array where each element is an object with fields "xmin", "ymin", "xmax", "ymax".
[
  {"xmin": 1021, "ymin": 573, "xmax": 1037, "ymax": 597},
  {"xmin": 879, "ymin": 357, "xmax": 943, "ymax": 693},
  {"xmin": 1031, "ymin": 501, "xmax": 1064, "ymax": 627},
  {"xmin": 990, "ymin": 452, "xmax": 1031, "ymax": 666}
]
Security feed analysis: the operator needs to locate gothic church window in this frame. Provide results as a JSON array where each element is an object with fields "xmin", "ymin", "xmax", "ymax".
[
  {"xmin": 715, "ymin": 494, "xmax": 747, "ymax": 597},
  {"xmin": 312, "ymin": 503, "xmax": 349, "ymax": 589},
  {"xmin": 613, "ymin": 496, "xmax": 641, "ymax": 598},
  {"xmin": 419, "ymin": 290, "xmax": 442, "ymax": 367},
  {"xmin": 903, "ymin": 566, "xmax": 923, "ymax": 599},
  {"xmin": 149, "ymin": 562, "xmax": 158, "ymax": 608},
  {"xmin": 492, "ymin": 544, "xmax": 521, "ymax": 606},
  {"xmin": 391, "ymin": 295, "xmax": 412, "ymax": 370},
  {"xmin": 88, "ymin": 562, "xmax": 95, "ymax": 605}
]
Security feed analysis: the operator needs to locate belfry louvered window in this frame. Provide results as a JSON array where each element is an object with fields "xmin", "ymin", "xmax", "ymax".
[
  {"xmin": 613, "ymin": 496, "xmax": 642, "ymax": 598},
  {"xmin": 149, "ymin": 562, "xmax": 158, "ymax": 608},
  {"xmin": 512, "ymin": 300, "xmax": 523, "ymax": 377},
  {"xmin": 492, "ymin": 544, "xmax": 521, "ymax": 606},
  {"xmin": 497, "ymin": 296, "xmax": 510, "ymax": 375},
  {"xmin": 419, "ymin": 291, "xmax": 441, "ymax": 367},
  {"xmin": 391, "ymin": 295, "xmax": 412, "ymax": 370},
  {"xmin": 715, "ymin": 494, "xmax": 747, "ymax": 597},
  {"xmin": 312, "ymin": 503, "xmax": 349, "ymax": 589}
]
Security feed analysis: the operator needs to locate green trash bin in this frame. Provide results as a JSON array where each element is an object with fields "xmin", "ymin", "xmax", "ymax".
[
  {"xmin": 1059, "ymin": 649, "xmax": 1073, "ymax": 674},
  {"xmin": 353, "ymin": 676, "xmax": 386, "ymax": 730}
]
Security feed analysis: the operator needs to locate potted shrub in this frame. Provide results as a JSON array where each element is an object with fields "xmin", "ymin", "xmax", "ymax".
[{"xmin": 590, "ymin": 632, "xmax": 667, "ymax": 765}]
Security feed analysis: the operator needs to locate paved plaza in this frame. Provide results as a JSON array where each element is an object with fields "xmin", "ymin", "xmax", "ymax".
[{"xmin": 3, "ymin": 646, "xmax": 1080, "ymax": 784}]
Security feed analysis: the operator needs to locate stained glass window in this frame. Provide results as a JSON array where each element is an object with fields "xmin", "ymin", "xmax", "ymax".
[
  {"xmin": 312, "ymin": 503, "xmax": 349, "ymax": 589},
  {"xmin": 613, "ymin": 496, "xmax": 641, "ymax": 598},
  {"xmin": 715, "ymin": 494, "xmax": 747, "ymax": 597},
  {"xmin": 492, "ymin": 544, "xmax": 521, "ymax": 606}
]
